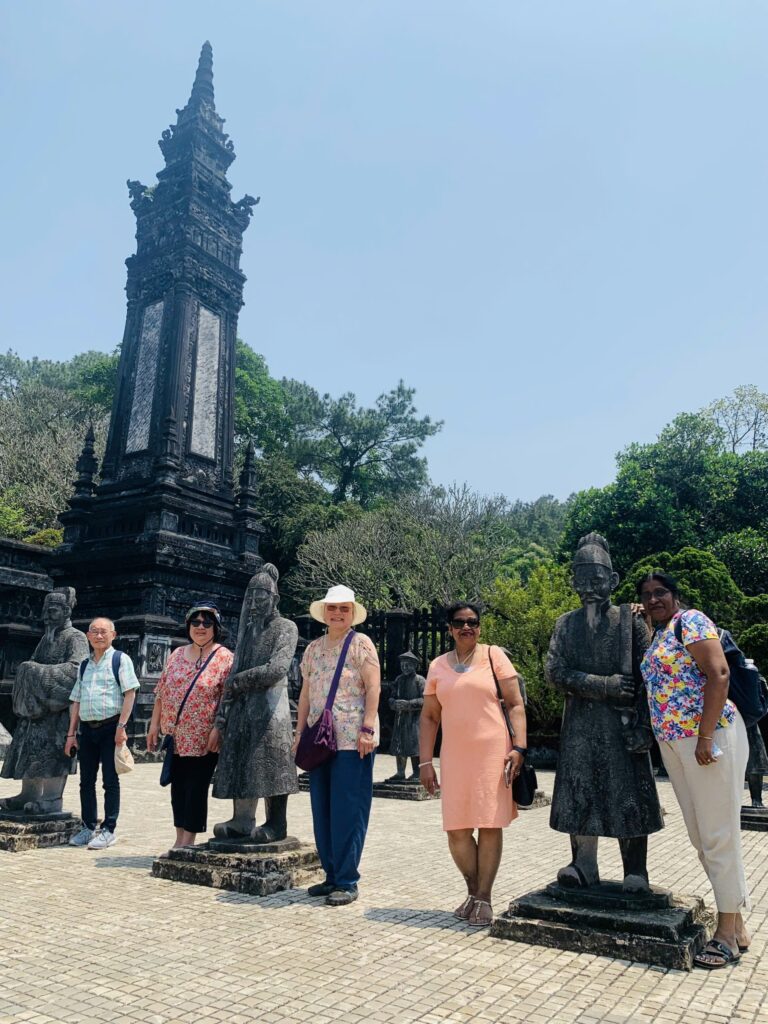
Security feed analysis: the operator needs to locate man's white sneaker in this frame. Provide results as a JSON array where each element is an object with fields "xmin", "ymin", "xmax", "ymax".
[
  {"xmin": 87, "ymin": 829, "xmax": 117, "ymax": 849},
  {"xmin": 69, "ymin": 826, "xmax": 95, "ymax": 847}
]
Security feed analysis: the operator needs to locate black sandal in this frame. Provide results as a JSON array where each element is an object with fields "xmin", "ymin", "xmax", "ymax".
[{"xmin": 693, "ymin": 940, "xmax": 741, "ymax": 970}]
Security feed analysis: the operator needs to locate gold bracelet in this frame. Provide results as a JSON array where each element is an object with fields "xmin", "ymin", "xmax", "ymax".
[{"xmin": 699, "ymin": 734, "xmax": 713, "ymax": 740}]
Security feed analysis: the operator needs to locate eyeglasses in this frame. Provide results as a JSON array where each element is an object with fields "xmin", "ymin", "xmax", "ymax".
[
  {"xmin": 188, "ymin": 618, "xmax": 215, "ymax": 628},
  {"xmin": 450, "ymin": 617, "xmax": 480, "ymax": 629},
  {"xmin": 88, "ymin": 629, "xmax": 112, "ymax": 637},
  {"xmin": 639, "ymin": 588, "xmax": 670, "ymax": 603}
]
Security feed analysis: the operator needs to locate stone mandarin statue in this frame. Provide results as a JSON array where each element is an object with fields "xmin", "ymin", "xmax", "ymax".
[
  {"xmin": 213, "ymin": 564, "xmax": 299, "ymax": 843},
  {"xmin": 0, "ymin": 588, "xmax": 89, "ymax": 815},
  {"xmin": 386, "ymin": 651, "xmax": 424, "ymax": 783},
  {"xmin": 545, "ymin": 533, "xmax": 663, "ymax": 893}
]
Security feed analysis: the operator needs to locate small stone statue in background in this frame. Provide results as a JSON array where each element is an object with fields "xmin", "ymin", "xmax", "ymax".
[
  {"xmin": 213, "ymin": 565, "xmax": 299, "ymax": 844},
  {"xmin": 0, "ymin": 588, "xmax": 89, "ymax": 815},
  {"xmin": 546, "ymin": 533, "xmax": 663, "ymax": 893},
  {"xmin": 385, "ymin": 651, "xmax": 424, "ymax": 783},
  {"xmin": 746, "ymin": 724, "xmax": 768, "ymax": 807}
]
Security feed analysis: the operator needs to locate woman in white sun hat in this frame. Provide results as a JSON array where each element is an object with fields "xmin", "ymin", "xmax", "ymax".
[{"xmin": 293, "ymin": 585, "xmax": 381, "ymax": 906}]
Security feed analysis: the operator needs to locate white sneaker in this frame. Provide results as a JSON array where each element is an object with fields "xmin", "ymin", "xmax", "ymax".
[
  {"xmin": 87, "ymin": 829, "xmax": 117, "ymax": 849},
  {"xmin": 69, "ymin": 826, "xmax": 95, "ymax": 847}
]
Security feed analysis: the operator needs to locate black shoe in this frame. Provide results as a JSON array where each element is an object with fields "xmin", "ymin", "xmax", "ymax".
[
  {"xmin": 307, "ymin": 881, "xmax": 335, "ymax": 897},
  {"xmin": 326, "ymin": 887, "xmax": 359, "ymax": 906}
]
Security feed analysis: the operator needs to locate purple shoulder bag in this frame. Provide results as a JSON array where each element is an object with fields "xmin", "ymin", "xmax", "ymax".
[{"xmin": 295, "ymin": 630, "xmax": 355, "ymax": 771}]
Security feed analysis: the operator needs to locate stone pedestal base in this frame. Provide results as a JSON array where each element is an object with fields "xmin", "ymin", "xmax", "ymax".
[
  {"xmin": 517, "ymin": 789, "xmax": 551, "ymax": 811},
  {"xmin": 372, "ymin": 780, "xmax": 439, "ymax": 801},
  {"xmin": 298, "ymin": 772, "xmax": 438, "ymax": 801},
  {"xmin": 0, "ymin": 810, "xmax": 81, "ymax": 852},
  {"xmin": 490, "ymin": 881, "xmax": 714, "ymax": 971},
  {"xmin": 151, "ymin": 837, "xmax": 324, "ymax": 895},
  {"xmin": 741, "ymin": 805, "xmax": 768, "ymax": 831}
]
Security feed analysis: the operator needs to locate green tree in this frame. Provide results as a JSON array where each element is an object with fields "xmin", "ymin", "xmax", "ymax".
[
  {"xmin": 481, "ymin": 563, "xmax": 578, "ymax": 734},
  {"xmin": 711, "ymin": 528, "xmax": 768, "ymax": 597},
  {"xmin": 704, "ymin": 385, "xmax": 768, "ymax": 453}
]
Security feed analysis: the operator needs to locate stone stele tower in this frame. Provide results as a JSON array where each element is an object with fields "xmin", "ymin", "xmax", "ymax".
[{"xmin": 48, "ymin": 43, "xmax": 263, "ymax": 732}]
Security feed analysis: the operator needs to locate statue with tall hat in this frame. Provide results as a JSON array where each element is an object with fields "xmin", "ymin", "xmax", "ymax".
[
  {"xmin": 213, "ymin": 564, "xmax": 299, "ymax": 843},
  {"xmin": 545, "ymin": 533, "xmax": 663, "ymax": 892},
  {"xmin": 0, "ymin": 587, "xmax": 89, "ymax": 815},
  {"xmin": 385, "ymin": 651, "xmax": 425, "ymax": 783}
]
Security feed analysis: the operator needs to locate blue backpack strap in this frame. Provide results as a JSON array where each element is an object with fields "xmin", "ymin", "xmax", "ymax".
[
  {"xmin": 111, "ymin": 649, "xmax": 122, "ymax": 685},
  {"xmin": 673, "ymin": 611, "xmax": 687, "ymax": 646},
  {"xmin": 79, "ymin": 658, "xmax": 89, "ymax": 680}
]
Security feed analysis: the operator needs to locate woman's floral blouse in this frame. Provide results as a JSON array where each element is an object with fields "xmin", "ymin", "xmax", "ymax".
[
  {"xmin": 301, "ymin": 631, "xmax": 380, "ymax": 750},
  {"xmin": 641, "ymin": 609, "xmax": 735, "ymax": 742},
  {"xmin": 156, "ymin": 646, "xmax": 233, "ymax": 756}
]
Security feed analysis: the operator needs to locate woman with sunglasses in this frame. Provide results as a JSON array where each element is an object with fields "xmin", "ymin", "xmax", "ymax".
[
  {"xmin": 148, "ymin": 602, "xmax": 233, "ymax": 848},
  {"xmin": 419, "ymin": 602, "xmax": 527, "ymax": 927},
  {"xmin": 636, "ymin": 572, "xmax": 750, "ymax": 969}
]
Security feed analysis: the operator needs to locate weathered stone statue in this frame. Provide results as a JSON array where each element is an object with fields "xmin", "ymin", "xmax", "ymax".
[
  {"xmin": 0, "ymin": 587, "xmax": 89, "ymax": 815},
  {"xmin": 746, "ymin": 724, "xmax": 768, "ymax": 807},
  {"xmin": 385, "ymin": 651, "xmax": 424, "ymax": 782},
  {"xmin": 213, "ymin": 564, "xmax": 299, "ymax": 843},
  {"xmin": 545, "ymin": 533, "xmax": 663, "ymax": 892}
]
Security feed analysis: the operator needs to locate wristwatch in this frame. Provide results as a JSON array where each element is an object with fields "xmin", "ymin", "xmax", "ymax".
[{"xmin": 117, "ymin": 722, "xmax": 128, "ymax": 730}]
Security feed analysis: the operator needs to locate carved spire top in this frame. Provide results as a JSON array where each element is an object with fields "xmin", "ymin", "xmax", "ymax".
[
  {"xmin": 71, "ymin": 424, "xmax": 99, "ymax": 500},
  {"xmin": 236, "ymin": 440, "xmax": 259, "ymax": 511},
  {"xmin": 188, "ymin": 41, "xmax": 215, "ymax": 112}
]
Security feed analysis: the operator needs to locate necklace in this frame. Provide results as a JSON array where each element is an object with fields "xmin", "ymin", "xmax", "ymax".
[
  {"xmin": 194, "ymin": 641, "xmax": 216, "ymax": 670},
  {"xmin": 453, "ymin": 645, "xmax": 477, "ymax": 674}
]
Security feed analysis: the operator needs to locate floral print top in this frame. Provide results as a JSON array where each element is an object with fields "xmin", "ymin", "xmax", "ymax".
[
  {"xmin": 155, "ymin": 645, "xmax": 233, "ymax": 756},
  {"xmin": 301, "ymin": 631, "xmax": 380, "ymax": 750},
  {"xmin": 640, "ymin": 609, "xmax": 735, "ymax": 742}
]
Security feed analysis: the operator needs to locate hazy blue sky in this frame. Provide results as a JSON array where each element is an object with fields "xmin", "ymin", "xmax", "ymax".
[{"xmin": 2, "ymin": 2, "xmax": 766, "ymax": 501}]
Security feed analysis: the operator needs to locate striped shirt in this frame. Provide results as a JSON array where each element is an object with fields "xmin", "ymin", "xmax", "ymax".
[{"xmin": 69, "ymin": 647, "xmax": 140, "ymax": 722}]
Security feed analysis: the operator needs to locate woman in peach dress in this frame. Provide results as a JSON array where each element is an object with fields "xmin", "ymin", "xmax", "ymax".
[{"xmin": 420, "ymin": 603, "xmax": 527, "ymax": 926}]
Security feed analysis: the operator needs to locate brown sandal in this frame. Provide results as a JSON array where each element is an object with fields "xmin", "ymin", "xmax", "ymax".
[
  {"xmin": 468, "ymin": 899, "xmax": 493, "ymax": 927},
  {"xmin": 453, "ymin": 895, "xmax": 475, "ymax": 920}
]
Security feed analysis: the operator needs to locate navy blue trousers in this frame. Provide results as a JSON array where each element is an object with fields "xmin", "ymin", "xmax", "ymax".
[{"xmin": 309, "ymin": 751, "xmax": 374, "ymax": 890}]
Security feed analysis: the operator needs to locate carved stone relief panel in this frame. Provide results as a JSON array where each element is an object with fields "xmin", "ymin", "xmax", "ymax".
[
  {"xmin": 190, "ymin": 305, "xmax": 220, "ymax": 459},
  {"xmin": 126, "ymin": 299, "xmax": 165, "ymax": 453}
]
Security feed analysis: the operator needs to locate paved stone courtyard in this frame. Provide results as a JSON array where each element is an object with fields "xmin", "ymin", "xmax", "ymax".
[{"xmin": 1, "ymin": 759, "xmax": 766, "ymax": 1024}]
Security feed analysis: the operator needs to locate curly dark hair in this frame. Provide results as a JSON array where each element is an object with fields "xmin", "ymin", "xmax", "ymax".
[{"xmin": 445, "ymin": 601, "xmax": 482, "ymax": 624}]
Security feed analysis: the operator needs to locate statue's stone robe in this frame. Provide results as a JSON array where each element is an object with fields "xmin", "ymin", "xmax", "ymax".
[
  {"xmin": 546, "ymin": 605, "xmax": 662, "ymax": 838},
  {"xmin": 2, "ymin": 625, "xmax": 88, "ymax": 780},
  {"xmin": 388, "ymin": 673, "xmax": 424, "ymax": 758},
  {"xmin": 214, "ymin": 616, "xmax": 299, "ymax": 800}
]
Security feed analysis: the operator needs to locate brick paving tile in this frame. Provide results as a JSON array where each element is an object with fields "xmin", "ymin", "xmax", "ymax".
[{"xmin": 2, "ymin": 763, "xmax": 768, "ymax": 1024}]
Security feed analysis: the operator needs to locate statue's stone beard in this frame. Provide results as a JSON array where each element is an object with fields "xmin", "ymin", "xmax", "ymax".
[
  {"xmin": 584, "ymin": 601, "xmax": 604, "ymax": 635},
  {"xmin": 44, "ymin": 626, "xmax": 58, "ymax": 643}
]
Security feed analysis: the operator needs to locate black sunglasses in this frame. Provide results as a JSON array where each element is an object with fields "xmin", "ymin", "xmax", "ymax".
[
  {"xmin": 450, "ymin": 617, "xmax": 480, "ymax": 629},
  {"xmin": 189, "ymin": 617, "xmax": 215, "ymax": 628}
]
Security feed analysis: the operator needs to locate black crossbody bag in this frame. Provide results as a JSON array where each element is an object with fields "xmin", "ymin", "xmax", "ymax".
[
  {"xmin": 159, "ymin": 648, "xmax": 218, "ymax": 787},
  {"xmin": 488, "ymin": 646, "xmax": 538, "ymax": 808}
]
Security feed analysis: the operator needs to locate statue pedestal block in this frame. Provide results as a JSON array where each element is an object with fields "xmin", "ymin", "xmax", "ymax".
[
  {"xmin": 298, "ymin": 772, "xmax": 439, "ymax": 801},
  {"xmin": 517, "ymin": 789, "xmax": 551, "ymax": 811},
  {"xmin": 490, "ymin": 882, "xmax": 714, "ymax": 971},
  {"xmin": 151, "ymin": 837, "xmax": 324, "ymax": 895},
  {"xmin": 0, "ymin": 810, "xmax": 81, "ymax": 852},
  {"xmin": 741, "ymin": 805, "xmax": 768, "ymax": 831},
  {"xmin": 372, "ymin": 780, "xmax": 439, "ymax": 801}
]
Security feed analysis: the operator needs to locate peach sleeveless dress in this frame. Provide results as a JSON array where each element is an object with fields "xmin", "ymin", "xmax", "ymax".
[{"xmin": 425, "ymin": 645, "xmax": 517, "ymax": 831}]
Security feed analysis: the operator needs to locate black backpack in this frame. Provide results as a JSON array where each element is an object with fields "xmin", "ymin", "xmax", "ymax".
[{"xmin": 674, "ymin": 612, "xmax": 768, "ymax": 727}]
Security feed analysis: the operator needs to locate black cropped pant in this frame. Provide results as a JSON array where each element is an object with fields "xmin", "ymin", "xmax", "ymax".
[{"xmin": 169, "ymin": 751, "xmax": 218, "ymax": 834}]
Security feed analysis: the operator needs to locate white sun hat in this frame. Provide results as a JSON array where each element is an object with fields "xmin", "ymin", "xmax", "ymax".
[{"xmin": 309, "ymin": 584, "xmax": 367, "ymax": 626}]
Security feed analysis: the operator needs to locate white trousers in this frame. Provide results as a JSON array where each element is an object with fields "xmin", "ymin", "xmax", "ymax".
[{"xmin": 659, "ymin": 712, "xmax": 750, "ymax": 913}]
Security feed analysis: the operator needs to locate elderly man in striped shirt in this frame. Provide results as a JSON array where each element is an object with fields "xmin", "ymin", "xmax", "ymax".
[{"xmin": 64, "ymin": 618, "xmax": 140, "ymax": 849}]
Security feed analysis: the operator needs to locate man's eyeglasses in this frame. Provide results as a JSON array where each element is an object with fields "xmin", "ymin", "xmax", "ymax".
[
  {"xmin": 189, "ymin": 618, "xmax": 215, "ymax": 628},
  {"xmin": 450, "ymin": 617, "xmax": 480, "ymax": 629},
  {"xmin": 88, "ymin": 629, "xmax": 112, "ymax": 637},
  {"xmin": 640, "ymin": 588, "xmax": 670, "ymax": 603}
]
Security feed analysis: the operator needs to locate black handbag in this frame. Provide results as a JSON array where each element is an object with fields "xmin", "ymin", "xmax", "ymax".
[
  {"xmin": 488, "ymin": 647, "xmax": 538, "ymax": 808},
  {"xmin": 159, "ymin": 648, "xmax": 218, "ymax": 787}
]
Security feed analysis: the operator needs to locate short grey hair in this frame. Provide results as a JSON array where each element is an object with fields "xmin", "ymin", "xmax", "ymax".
[{"xmin": 88, "ymin": 617, "xmax": 116, "ymax": 632}]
